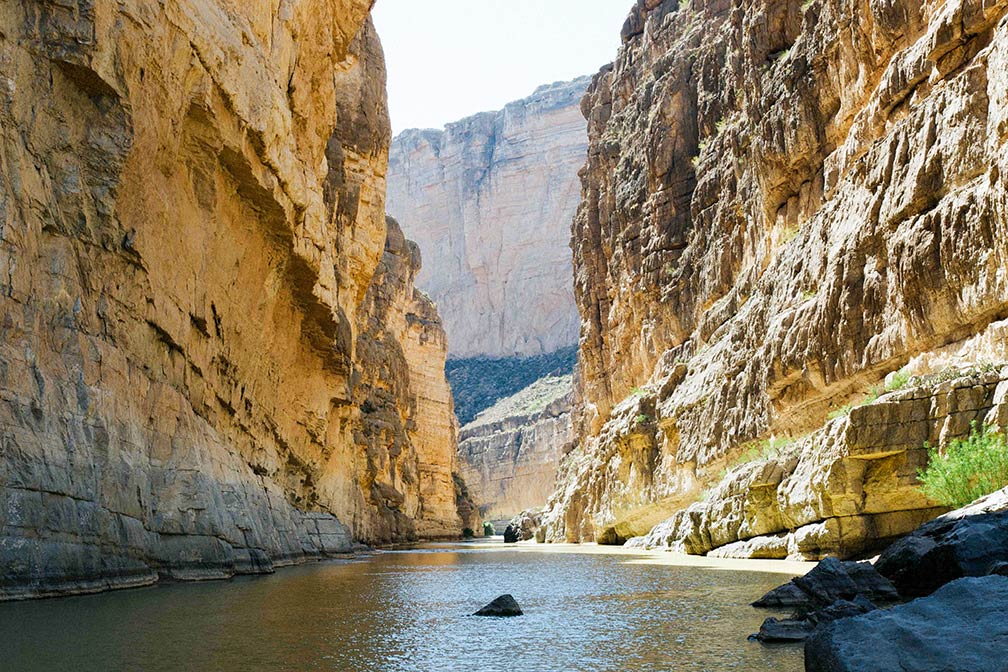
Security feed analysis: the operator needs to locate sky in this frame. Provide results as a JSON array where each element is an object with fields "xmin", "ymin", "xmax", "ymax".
[{"xmin": 371, "ymin": 0, "xmax": 633, "ymax": 135}]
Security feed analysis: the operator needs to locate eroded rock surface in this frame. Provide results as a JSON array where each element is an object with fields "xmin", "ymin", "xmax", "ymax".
[
  {"xmin": 0, "ymin": 1, "xmax": 466, "ymax": 599},
  {"xmin": 621, "ymin": 369, "xmax": 1007, "ymax": 558},
  {"xmin": 457, "ymin": 375, "xmax": 573, "ymax": 522},
  {"xmin": 545, "ymin": 0, "xmax": 1008, "ymax": 547},
  {"xmin": 386, "ymin": 78, "xmax": 589, "ymax": 359}
]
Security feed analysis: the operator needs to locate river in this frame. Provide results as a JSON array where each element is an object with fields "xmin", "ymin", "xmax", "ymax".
[{"xmin": 0, "ymin": 541, "xmax": 807, "ymax": 671}]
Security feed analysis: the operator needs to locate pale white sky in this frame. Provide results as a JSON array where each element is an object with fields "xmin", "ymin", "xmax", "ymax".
[{"xmin": 371, "ymin": 0, "xmax": 633, "ymax": 134}]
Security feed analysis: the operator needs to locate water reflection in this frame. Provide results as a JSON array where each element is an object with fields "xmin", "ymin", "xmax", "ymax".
[{"xmin": 0, "ymin": 543, "xmax": 803, "ymax": 672}]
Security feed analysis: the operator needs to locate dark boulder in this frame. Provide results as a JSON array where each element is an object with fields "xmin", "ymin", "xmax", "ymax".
[
  {"xmin": 876, "ymin": 486, "xmax": 1008, "ymax": 596},
  {"xmin": 752, "ymin": 557, "xmax": 897, "ymax": 612},
  {"xmin": 473, "ymin": 594, "xmax": 523, "ymax": 617},
  {"xmin": 503, "ymin": 509, "xmax": 543, "ymax": 543},
  {"xmin": 752, "ymin": 595, "xmax": 876, "ymax": 643},
  {"xmin": 805, "ymin": 576, "xmax": 1008, "ymax": 672}
]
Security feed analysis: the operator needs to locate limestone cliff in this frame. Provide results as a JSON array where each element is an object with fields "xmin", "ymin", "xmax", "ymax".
[
  {"xmin": 457, "ymin": 374, "xmax": 574, "ymax": 523},
  {"xmin": 544, "ymin": 0, "xmax": 1008, "ymax": 552},
  {"xmin": 386, "ymin": 78, "xmax": 589, "ymax": 359},
  {"xmin": 0, "ymin": 0, "xmax": 466, "ymax": 600}
]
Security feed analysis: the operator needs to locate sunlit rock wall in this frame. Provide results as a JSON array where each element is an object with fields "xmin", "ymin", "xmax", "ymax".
[
  {"xmin": 0, "ymin": 0, "xmax": 465, "ymax": 600},
  {"xmin": 386, "ymin": 77, "xmax": 589, "ymax": 359},
  {"xmin": 544, "ymin": 0, "xmax": 1008, "ymax": 547}
]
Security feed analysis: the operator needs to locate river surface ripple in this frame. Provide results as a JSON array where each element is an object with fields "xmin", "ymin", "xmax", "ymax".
[{"xmin": 0, "ymin": 541, "xmax": 804, "ymax": 671}]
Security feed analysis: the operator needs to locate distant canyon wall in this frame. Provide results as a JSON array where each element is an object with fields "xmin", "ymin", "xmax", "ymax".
[
  {"xmin": 386, "ymin": 77, "xmax": 589, "ymax": 359},
  {"xmin": 0, "ymin": 0, "xmax": 468, "ymax": 600},
  {"xmin": 457, "ymin": 375, "xmax": 574, "ymax": 522},
  {"xmin": 543, "ymin": 0, "xmax": 1008, "ymax": 551}
]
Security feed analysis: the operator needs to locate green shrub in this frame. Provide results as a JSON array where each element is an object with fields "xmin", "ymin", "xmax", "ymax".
[
  {"xmin": 462, "ymin": 527, "xmax": 475, "ymax": 539},
  {"xmin": 729, "ymin": 436, "xmax": 794, "ymax": 470},
  {"xmin": 918, "ymin": 422, "xmax": 1008, "ymax": 508},
  {"xmin": 635, "ymin": 413, "xmax": 653, "ymax": 426},
  {"xmin": 886, "ymin": 369, "xmax": 911, "ymax": 392},
  {"xmin": 828, "ymin": 404, "xmax": 852, "ymax": 420},
  {"xmin": 482, "ymin": 522, "xmax": 495, "ymax": 537}
]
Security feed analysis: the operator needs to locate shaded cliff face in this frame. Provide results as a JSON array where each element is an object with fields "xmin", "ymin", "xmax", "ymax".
[
  {"xmin": 0, "ymin": 0, "xmax": 464, "ymax": 599},
  {"xmin": 457, "ymin": 374, "xmax": 574, "ymax": 522},
  {"xmin": 354, "ymin": 217, "xmax": 472, "ymax": 541},
  {"xmin": 546, "ymin": 0, "xmax": 1008, "ymax": 544},
  {"xmin": 386, "ymin": 78, "xmax": 589, "ymax": 359}
]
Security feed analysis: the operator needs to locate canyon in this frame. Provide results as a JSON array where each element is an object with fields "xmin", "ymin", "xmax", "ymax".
[
  {"xmin": 387, "ymin": 79, "xmax": 590, "ymax": 524},
  {"xmin": 540, "ymin": 0, "xmax": 1008, "ymax": 559},
  {"xmin": 0, "ymin": 0, "xmax": 473, "ymax": 600}
]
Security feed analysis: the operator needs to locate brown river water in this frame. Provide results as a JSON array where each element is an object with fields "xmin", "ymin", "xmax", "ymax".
[{"xmin": 0, "ymin": 541, "xmax": 805, "ymax": 671}]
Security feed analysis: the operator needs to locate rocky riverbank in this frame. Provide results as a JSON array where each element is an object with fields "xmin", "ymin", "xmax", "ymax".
[{"xmin": 751, "ymin": 486, "xmax": 1008, "ymax": 670}]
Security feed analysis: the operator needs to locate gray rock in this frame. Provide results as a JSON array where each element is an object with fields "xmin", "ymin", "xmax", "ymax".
[
  {"xmin": 805, "ymin": 576, "xmax": 1008, "ymax": 672},
  {"xmin": 876, "ymin": 486, "xmax": 1008, "ymax": 596},
  {"xmin": 752, "ymin": 557, "xmax": 897, "ymax": 611},
  {"xmin": 753, "ymin": 596, "xmax": 876, "ymax": 643},
  {"xmin": 473, "ymin": 594, "xmax": 523, "ymax": 617}
]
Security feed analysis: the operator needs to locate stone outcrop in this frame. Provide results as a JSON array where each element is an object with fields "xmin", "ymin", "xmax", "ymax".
[
  {"xmin": 750, "ymin": 557, "xmax": 897, "ymax": 643},
  {"xmin": 805, "ymin": 575, "xmax": 1008, "ymax": 672},
  {"xmin": 618, "ymin": 368, "xmax": 1006, "ymax": 558},
  {"xmin": 0, "ymin": 1, "xmax": 467, "ymax": 600},
  {"xmin": 386, "ymin": 78, "xmax": 589, "ymax": 359},
  {"xmin": 457, "ymin": 374, "xmax": 573, "ymax": 522},
  {"xmin": 544, "ymin": 0, "xmax": 1008, "ymax": 546},
  {"xmin": 876, "ymin": 484, "xmax": 1008, "ymax": 596},
  {"xmin": 504, "ymin": 509, "xmax": 544, "ymax": 543}
]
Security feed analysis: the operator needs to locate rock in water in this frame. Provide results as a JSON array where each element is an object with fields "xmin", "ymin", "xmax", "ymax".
[
  {"xmin": 473, "ymin": 594, "xmax": 523, "ymax": 617},
  {"xmin": 805, "ymin": 576, "xmax": 1008, "ymax": 672},
  {"xmin": 753, "ymin": 596, "xmax": 876, "ymax": 643},
  {"xmin": 752, "ymin": 557, "xmax": 898, "ymax": 611},
  {"xmin": 876, "ymin": 486, "xmax": 1008, "ymax": 596}
]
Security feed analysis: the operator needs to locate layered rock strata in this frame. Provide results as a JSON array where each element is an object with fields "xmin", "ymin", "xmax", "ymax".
[
  {"xmin": 545, "ymin": 0, "xmax": 1008, "ymax": 545},
  {"xmin": 457, "ymin": 375, "xmax": 573, "ymax": 522},
  {"xmin": 0, "ymin": 0, "xmax": 465, "ymax": 600},
  {"xmin": 386, "ymin": 78, "xmax": 589, "ymax": 359},
  {"xmin": 614, "ymin": 368, "xmax": 1006, "ymax": 558}
]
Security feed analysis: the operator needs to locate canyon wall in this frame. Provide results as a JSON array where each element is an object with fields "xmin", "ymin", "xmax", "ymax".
[
  {"xmin": 386, "ymin": 77, "xmax": 589, "ymax": 359},
  {"xmin": 0, "ymin": 0, "xmax": 467, "ymax": 600},
  {"xmin": 457, "ymin": 374, "xmax": 574, "ymax": 522},
  {"xmin": 543, "ymin": 0, "xmax": 1008, "ymax": 551}
]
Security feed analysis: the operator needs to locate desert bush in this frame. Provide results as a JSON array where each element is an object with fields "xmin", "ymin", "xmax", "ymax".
[{"xmin": 918, "ymin": 422, "xmax": 1008, "ymax": 508}]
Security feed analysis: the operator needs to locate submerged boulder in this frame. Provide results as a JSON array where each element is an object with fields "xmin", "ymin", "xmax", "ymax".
[
  {"xmin": 805, "ymin": 576, "xmax": 1008, "ymax": 672},
  {"xmin": 876, "ymin": 486, "xmax": 1008, "ymax": 596},
  {"xmin": 473, "ymin": 594, "xmax": 523, "ymax": 617}
]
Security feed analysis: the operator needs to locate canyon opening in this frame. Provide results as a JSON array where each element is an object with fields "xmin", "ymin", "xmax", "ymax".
[{"xmin": 1, "ymin": 1, "xmax": 1008, "ymax": 671}]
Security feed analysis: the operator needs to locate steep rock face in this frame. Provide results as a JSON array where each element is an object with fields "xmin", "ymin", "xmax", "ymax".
[
  {"xmin": 353, "ymin": 217, "xmax": 469, "ymax": 542},
  {"xmin": 386, "ymin": 78, "xmax": 589, "ymax": 359},
  {"xmin": 548, "ymin": 0, "xmax": 1008, "ymax": 542},
  {"xmin": 0, "ymin": 0, "xmax": 464, "ymax": 600},
  {"xmin": 457, "ymin": 374, "xmax": 573, "ymax": 522}
]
